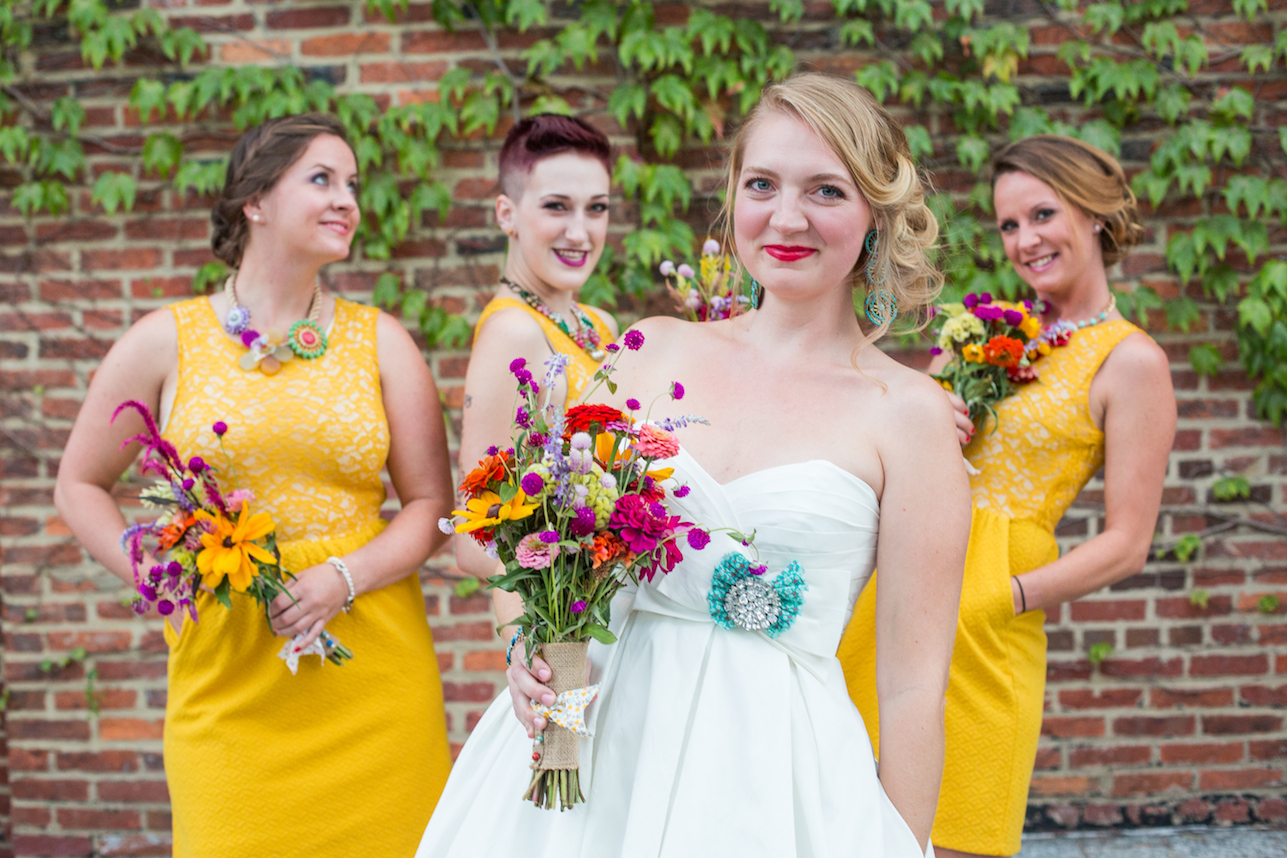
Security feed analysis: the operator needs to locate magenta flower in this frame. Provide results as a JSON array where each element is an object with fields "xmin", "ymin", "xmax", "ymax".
[
  {"xmin": 963, "ymin": 293, "xmax": 979, "ymax": 310},
  {"xmin": 686, "ymin": 528, "xmax": 711, "ymax": 550},
  {"xmin": 674, "ymin": 485, "xmax": 691, "ymax": 498},
  {"xmin": 516, "ymin": 407, "xmax": 532, "ymax": 429},
  {"xmin": 623, "ymin": 330, "xmax": 645, "ymax": 351},
  {"xmin": 510, "ymin": 357, "xmax": 527, "ymax": 373},
  {"xmin": 157, "ymin": 599, "xmax": 175, "ymax": 616},
  {"xmin": 605, "ymin": 343, "xmax": 620, "ymax": 352},
  {"xmin": 930, "ymin": 346, "xmax": 943, "ymax": 356},
  {"xmin": 1003, "ymin": 309, "xmax": 1024, "ymax": 327},
  {"xmin": 670, "ymin": 381, "xmax": 684, "ymax": 401},
  {"xmin": 571, "ymin": 600, "xmax": 587, "ymax": 613},
  {"xmin": 539, "ymin": 530, "xmax": 560, "ymax": 544},
  {"xmin": 626, "ymin": 398, "xmax": 641, "ymax": 411},
  {"xmin": 520, "ymin": 472, "xmax": 544, "ymax": 496},
  {"xmin": 571, "ymin": 506, "xmax": 597, "ymax": 537},
  {"xmin": 212, "ymin": 421, "xmax": 228, "ymax": 436},
  {"xmin": 188, "ymin": 456, "xmax": 207, "ymax": 474},
  {"xmin": 240, "ymin": 330, "xmax": 260, "ymax": 348}
]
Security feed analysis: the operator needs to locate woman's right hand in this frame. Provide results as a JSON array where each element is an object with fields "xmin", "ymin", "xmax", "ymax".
[
  {"xmin": 945, "ymin": 389, "xmax": 975, "ymax": 447},
  {"xmin": 507, "ymin": 642, "xmax": 556, "ymax": 738}
]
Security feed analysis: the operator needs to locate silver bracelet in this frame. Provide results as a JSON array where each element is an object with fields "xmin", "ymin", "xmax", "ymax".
[{"xmin": 327, "ymin": 556, "xmax": 356, "ymax": 613}]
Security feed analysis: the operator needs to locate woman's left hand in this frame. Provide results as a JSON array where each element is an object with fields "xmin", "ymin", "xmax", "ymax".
[{"xmin": 270, "ymin": 563, "xmax": 349, "ymax": 648}]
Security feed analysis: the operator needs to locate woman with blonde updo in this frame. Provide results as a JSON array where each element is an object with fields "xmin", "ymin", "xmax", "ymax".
[
  {"xmin": 837, "ymin": 135, "xmax": 1176, "ymax": 858},
  {"xmin": 56, "ymin": 113, "xmax": 454, "ymax": 856},
  {"xmin": 419, "ymin": 72, "xmax": 968, "ymax": 858}
]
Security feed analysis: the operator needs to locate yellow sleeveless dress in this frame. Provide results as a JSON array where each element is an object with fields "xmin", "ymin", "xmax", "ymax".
[
  {"xmin": 162, "ymin": 296, "xmax": 451, "ymax": 858},
  {"xmin": 837, "ymin": 319, "xmax": 1142, "ymax": 856},
  {"xmin": 474, "ymin": 296, "xmax": 615, "ymax": 402}
]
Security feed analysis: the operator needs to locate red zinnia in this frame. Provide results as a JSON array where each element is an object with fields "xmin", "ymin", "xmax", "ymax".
[
  {"xmin": 564, "ymin": 404, "xmax": 630, "ymax": 437},
  {"xmin": 459, "ymin": 450, "xmax": 512, "ymax": 497},
  {"xmin": 983, "ymin": 335, "xmax": 1024, "ymax": 367}
]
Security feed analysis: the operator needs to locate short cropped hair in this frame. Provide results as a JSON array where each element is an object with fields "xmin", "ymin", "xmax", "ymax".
[{"xmin": 497, "ymin": 114, "xmax": 611, "ymax": 199}]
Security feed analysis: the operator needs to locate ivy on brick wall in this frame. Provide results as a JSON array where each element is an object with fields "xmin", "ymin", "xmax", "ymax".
[{"xmin": 2, "ymin": 0, "xmax": 1286, "ymax": 421}]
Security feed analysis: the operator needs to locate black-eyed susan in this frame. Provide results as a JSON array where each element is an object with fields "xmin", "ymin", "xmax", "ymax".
[
  {"xmin": 452, "ymin": 488, "xmax": 537, "ymax": 535},
  {"xmin": 194, "ymin": 502, "xmax": 276, "ymax": 592}
]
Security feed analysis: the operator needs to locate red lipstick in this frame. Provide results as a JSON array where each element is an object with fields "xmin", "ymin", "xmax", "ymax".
[{"xmin": 765, "ymin": 245, "xmax": 816, "ymax": 262}]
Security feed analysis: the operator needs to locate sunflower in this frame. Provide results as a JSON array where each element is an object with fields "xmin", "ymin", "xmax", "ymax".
[
  {"xmin": 194, "ymin": 502, "xmax": 276, "ymax": 592},
  {"xmin": 453, "ymin": 488, "xmax": 538, "ymax": 535}
]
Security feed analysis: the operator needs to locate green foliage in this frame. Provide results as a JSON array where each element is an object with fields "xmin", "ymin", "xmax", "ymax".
[
  {"xmin": 1173, "ymin": 534, "xmax": 1202, "ymax": 563},
  {"xmin": 454, "ymin": 577, "xmax": 482, "ymax": 598},
  {"xmin": 1188, "ymin": 588, "xmax": 1209, "ymax": 608},
  {"xmin": 1087, "ymin": 642, "xmax": 1114, "ymax": 665},
  {"xmin": 1212, "ymin": 475, "xmax": 1251, "ymax": 502},
  {"xmin": 1259, "ymin": 594, "xmax": 1281, "ymax": 614}
]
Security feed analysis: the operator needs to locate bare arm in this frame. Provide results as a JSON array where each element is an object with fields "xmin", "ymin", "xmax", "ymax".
[
  {"xmin": 270, "ymin": 312, "xmax": 456, "ymax": 645},
  {"xmin": 873, "ymin": 377, "xmax": 972, "ymax": 852},
  {"xmin": 1010, "ymin": 334, "xmax": 1175, "ymax": 613},
  {"xmin": 54, "ymin": 309, "xmax": 176, "ymax": 587}
]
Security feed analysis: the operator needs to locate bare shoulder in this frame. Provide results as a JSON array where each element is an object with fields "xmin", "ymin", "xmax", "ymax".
[
  {"xmin": 1102, "ymin": 330, "xmax": 1171, "ymax": 384},
  {"xmin": 873, "ymin": 359, "xmax": 957, "ymax": 431},
  {"xmin": 374, "ymin": 308, "xmax": 420, "ymax": 355},
  {"xmin": 472, "ymin": 304, "xmax": 550, "ymax": 353},
  {"xmin": 111, "ymin": 305, "xmax": 178, "ymax": 368}
]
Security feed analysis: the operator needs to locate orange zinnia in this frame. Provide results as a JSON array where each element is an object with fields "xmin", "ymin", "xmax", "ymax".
[
  {"xmin": 459, "ymin": 450, "xmax": 512, "ymax": 497},
  {"xmin": 982, "ymin": 335, "xmax": 1024, "ymax": 367},
  {"xmin": 156, "ymin": 513, "xmax": 196, "ymax": 551},
  {"xmin": 591, "ymin": 531, "xmax": 627, "ymax": 569}
]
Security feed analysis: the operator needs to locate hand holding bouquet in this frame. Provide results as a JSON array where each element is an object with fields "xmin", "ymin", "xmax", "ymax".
[
  {"xmin": 661, "ymin": 239, "xmax": 749, "ymax": 322},
  {"xmin": 929, "ymin": 292, "xmax": 1064, "ymax": 432},
  {"xmin": 114, "ymin": 401, "xmax": 351, "ymax": 672},
  {"xmin": 443, "ymin": 332, "xmax": 709, "ymax": 810}
]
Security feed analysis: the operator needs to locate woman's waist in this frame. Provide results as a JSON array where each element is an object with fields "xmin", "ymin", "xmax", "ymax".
[
  {"xmin": 277, "ymin": 518, "xmax": 388, "ymax": 573},
  {"xmin": 970, "ymin": 507, "xmax": 1059, "ymax": 575}
]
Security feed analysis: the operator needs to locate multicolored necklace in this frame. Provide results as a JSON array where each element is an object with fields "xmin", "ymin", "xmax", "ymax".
[
  {"xmin": 501, "ymin": 276, "xmax": 606, "ymax": 361},
  {"xmin": 224, "ymin": 273, "xmax": 329, "ymax": 375}
]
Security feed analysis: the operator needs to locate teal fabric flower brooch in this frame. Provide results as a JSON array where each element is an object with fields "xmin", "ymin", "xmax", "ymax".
[{"xmin": 707, "ymin": 552, "xmax": 807, "ymax": 639}]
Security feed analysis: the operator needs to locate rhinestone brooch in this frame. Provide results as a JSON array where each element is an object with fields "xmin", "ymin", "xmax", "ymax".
[{"xmin": 707, "ymin": 552, "xmax": 807, "ymax": 639}]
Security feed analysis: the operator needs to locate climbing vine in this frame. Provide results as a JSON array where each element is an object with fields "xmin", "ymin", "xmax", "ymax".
[{"xmin": 2, "ymin": 0, "xmax": 1285, "ymax": 419}]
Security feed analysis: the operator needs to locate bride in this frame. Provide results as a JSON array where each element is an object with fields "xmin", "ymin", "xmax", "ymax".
[{"xmin": 417, "ymin": 73, "xmax": 970, "ymax": 858}]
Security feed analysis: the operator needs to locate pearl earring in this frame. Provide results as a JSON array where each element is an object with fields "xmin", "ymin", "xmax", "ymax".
[
  {"xmin": 251, "ymin": 214, "xmax": 260, "ymax": 222},
  {"xmin": 1093, "ymin": 224, "xmax": 1102, "ymax": 233}
]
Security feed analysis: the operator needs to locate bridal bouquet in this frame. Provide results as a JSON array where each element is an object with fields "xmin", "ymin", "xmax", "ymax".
[
  {"xmin": 929, "ymin": 292, "xmax": 1062, "ymax": 432},
  {"xmin": 114, "ymin": 401, "xmax": 351, "ymax": 672},
  {"xmin": 443, "ymin": 333, "xmax": 708, "ymax": 810},
  {"xmin": 661, "ymin": 239, "xmax": 749, "ymax": 322}
]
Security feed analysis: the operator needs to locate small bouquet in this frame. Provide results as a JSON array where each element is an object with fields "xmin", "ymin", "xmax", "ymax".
[
  {"xmin": 443, "ymin": 331, "xmax": 710, "ymax": 811},
  {"xmin": 114, "ymin": 400, "xmax": 351, "ymax": 672},
  {"xmin": 929, "ymin": 292, "xmax": 1065, "ymax": 432},
  {"xmin": 661, "ymin": 239, "xmax": 749, "ymax": 322}
]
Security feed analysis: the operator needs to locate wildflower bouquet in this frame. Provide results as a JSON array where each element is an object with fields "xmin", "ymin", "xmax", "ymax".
[
  {"xmin": 443, "ymin": 332, "xmax": 709, "ymax": 811},
  {"xmin": 929, "ymin": 292, "xmax": 1064, "ymax": 432},
  {"xmin": 114, "ymin": 400, "xmax": 351, "ymax": 672},
  {"xmin": 661, "ymin": 239, "xmax": 750, "ymax": 322}
]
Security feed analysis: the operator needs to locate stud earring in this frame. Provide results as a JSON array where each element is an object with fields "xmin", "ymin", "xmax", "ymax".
[
  {"xmin": 251, "ymin": 214, "xmax": 260, "ymax": 222},
  {"xmin": 1093, "ymin": 224, "xmax": 1102, "ymax": 233}
]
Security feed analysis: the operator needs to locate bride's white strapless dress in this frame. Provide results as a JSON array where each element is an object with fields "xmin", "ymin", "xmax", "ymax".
[{"xmin": 417, "ymin": 448, "xmax": 932, "ymax": 857}]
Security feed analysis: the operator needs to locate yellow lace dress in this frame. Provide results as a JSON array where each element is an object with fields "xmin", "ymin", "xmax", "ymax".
[
  {"xmin": 837, "ymin": 319, "xmax": 1142, "ymax": 855},
  {"xmin": 162, "ymin": 297, "xmax": 451, "ymax": 858},
  {"xmin": 474, "ymin": 296, "xmax": 615, "ymax": 402}
]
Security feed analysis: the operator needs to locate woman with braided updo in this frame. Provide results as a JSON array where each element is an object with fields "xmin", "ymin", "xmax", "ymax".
[
  {"xmin": 837, "ymin": 135, "xmax": 1176, "ymax": 858},
  {"xmin": 56, "ymin": 113, "xmax": 454, "ymax": 856}
]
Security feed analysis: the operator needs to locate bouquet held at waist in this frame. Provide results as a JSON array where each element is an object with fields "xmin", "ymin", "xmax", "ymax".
[
  {"xmin": 442, "ymin": 332, "xmax": 713, "ymax": 811},
  {"xmin": 929, "ymin": 291, "xmax": 1070, "ymax": 432},
  {"xmin": 114, "ymin": 400, "xmax": 351, "ymax": 673}
]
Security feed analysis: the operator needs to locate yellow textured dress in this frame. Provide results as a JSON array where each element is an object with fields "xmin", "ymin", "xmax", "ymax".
[
  {"xmin": 162, "ymin": 297, "xmax": 451, "ymax": 857},
  {"xmin": 474, "ymin": 296, "xmax": 615, "ymax": 401},
  {"xmin": 837, "ymin": 319, "xmax": 1142, "ymax": 856}
]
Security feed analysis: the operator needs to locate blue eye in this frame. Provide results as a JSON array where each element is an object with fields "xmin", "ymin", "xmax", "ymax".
[
  {"xmin": 745, "ymin": 178, "xmax": 772, "ymax": 192},
  {"xmin": 818, "ymin": 185, "xmax": 844, "ymax": 199},
  {"xmin": 312, "ymin": 173, "xmax": 328, "ymax": 186}
]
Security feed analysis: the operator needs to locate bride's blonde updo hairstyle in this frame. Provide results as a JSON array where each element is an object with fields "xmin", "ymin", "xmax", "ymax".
[
  {"xmin": 718, "ymin": 72, "xmax": 943, "ymax": 345},
  {"xmin": 991, "ymin": 135, "xmax": 1143, "ymax": 267}
]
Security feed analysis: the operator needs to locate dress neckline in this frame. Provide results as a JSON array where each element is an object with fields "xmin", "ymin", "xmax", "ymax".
[{"xmin": 674, "ymin": 445, "xmax": 880, "ymax": 505}]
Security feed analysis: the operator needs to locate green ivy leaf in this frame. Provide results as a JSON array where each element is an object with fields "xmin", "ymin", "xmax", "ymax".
[
  {"xmin": 1165, "ymin": 296, "xmax": 1202, "ymax": 332},
  {"xmin": 1083, "ymin": 2, "xmax": 1124, "ymax": 34},
  {"xmin": 191, "ymin": 260, "xmax": 228, "ymax": 294},
  {"xmin": 839, "ymin": 19, "xmax": 875, "ymax": 48},
  {"xmin": 142, "ymin": 133, "xmax": 182, "ymax": 179},
  {"xmin": 50, "ymin": 97, "xmax": 86, "ymax": 137},
  {"xmin": 505, "ymin": 0, "xmax": 547, "ymax": 30},
  {"xmin": 1189, "ymin": 343, "xmax": 1224, "ymax": 377},
  {"xmin": 955, "ymin": 135, "xmax": 989, "ymax": 173},
  {"xmin": 1238, "ymin": 297, "xmax": 1273, "ymax": 336},
  {"xmin": 173, "ymin": 159, "xmax": 228, "ymax": 197},
  {"xmin": 1154, "ymin": 83, "xmax": 1191, "ymax": 125},
  {"xmin": 1212, "ymin": 474, "xmax": 1251, "ymax": 501},
  {"xmin": 904, "ymin": 125, "xmax": 933, "ymax": 160},
  {"xmin": 91, "ymin": 171, "xmax": 136, "ymax": 215},
  {"xmin": 1087, "ymin": 642, "xmax": 1114, "ymax": 665},
  {"xmin": 1172, "ymin": 534, "xmax": 1201, "ymax": 563},
  {"xmin": 854, "ymin": 61, "xmax": 899, "ymax": 103},
  {"xmin": 1258, "ymin": 594, "xmax": 1281, "ymax": 614},
  {"xmin": 0, "ymin": 125, "xmax": 30, "ymax": 165},
  {"xmin": 1187, "ymin": 586, "xmax": 1209, "ymax": 606},
  {"xmin": 373, "ymin": 272, "xmax": 401, "ymax": 309},
  {"xmin": 1241, "ymin": 44, "xmax": 1274, "ymax": 75},
  {"xmin": 649, "ymin": 114, "xmax": 683, "ymax": 159},
  {"xmin": 1232, "ymin": 0, "xmax": 1268, "ymax": 19}
]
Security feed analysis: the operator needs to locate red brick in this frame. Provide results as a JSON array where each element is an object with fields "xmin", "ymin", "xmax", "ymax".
[
  {"xmin": 1041, "ymin": 717, "xmax": 1105, "ymax": 738},
  {"xmin": 1190, "ymin": 654, "xmax": 1268, "ymax": 676},
  {"xmin": 429, "ymin": 621, "xmax": 495, "ymax": 641},
  {"xmin": 1069, "ymin": 745, "xmax": 1152, "ymax": 768},
  {"xmin": 8, "ymin": 719, "xmax": 91, "ymax": 741},
  {"xmin": 1209, "ymin": 427, "xmax": 1286, "ymax": 448},
  {"xmin": 1069, "ymin": 600, "xmax": 1146, "ymax": 621},
  {"xmin": 11, "ymin": 777, "xmax": 89, "ymax": 801},
  {"xmin": 98, "ymin": 718, "xmax": 164, "ymax": 740},
  {"xmin": 1113, "ymin": 716, "xmax": 1195, "ymax": 737},
  {"xmin": 442, "ymin": 681, "xmax": 495, "ymax": 703},
  {"xmin": 1029, "ymin": 775, "xmax": 1094, "ymax": 796},
  {"xmin": 265, "ymin": 6, "xmax": 352, "ymax": 28},
  {"xmin": 1149, "ymin": 687, "xmax": 1234, "ymax": 708},
  {"xmin": 463, "ymin": 650, "xmax": 507, "ymax": 671},
  {"xmin": 11, "ymin": 835, "xmax": 94, "ymax": 856},
  {"xmin": 1159, "ymin": 742, "xmax": 1244, "ymax": 765},
  {"xmin": 302, "ymin": 32, "xmax": 390, "ymax": 55},
  {"xmin": 361, "ymin": 61, "xmax": 449, "ymax": 84},
  {"xmin": 81, "ymin": 248, "xmax": 164, "ymax": 271},
  {"xmin": 95, "ymin": 780, "xmax": 170, "ymax": 802},
  {"xmin": 55, "ymin": 807, "xmax": 141, "ymax": 829},
  {"xmin": 1250, "ymin": 739, "xmax": 1287, "ymax": 760},
  {"xmin": 1203, "ymin": 714, "xmax": 1283, "ymax": 735},
  {"xmin": 1199, "ymin": 767, "xmax": 1283, "ymax": 790},
  {"xmin": 56, "ymin": 751, "xmax": 139, "ymax": 772},
  {"xmin": 1112, "ymin": 772, "xmax": 1192, "ymax": 796}
]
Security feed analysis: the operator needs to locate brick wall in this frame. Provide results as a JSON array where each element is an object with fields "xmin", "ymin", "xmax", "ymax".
[{"xmin": 0, "ymin": 1, "xmax": 1284, "ymax": 855}]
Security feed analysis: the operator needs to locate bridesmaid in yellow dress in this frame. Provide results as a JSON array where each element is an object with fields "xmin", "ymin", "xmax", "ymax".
[
  {"xmin": 454, "ymin": 115, "xmax": 618, "ymax": 696},
  {"xmin": 837, "ymin": 135, "xmax": 1176, "ymax": 857},
  {"xmin": 55, "ymin": 114, "xmax": 455, "ymax": 856}
]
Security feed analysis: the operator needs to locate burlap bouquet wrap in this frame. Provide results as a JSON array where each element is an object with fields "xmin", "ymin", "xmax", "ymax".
[{"xmin": 532, "ymin": 640, "xmax": 590, "ymax": 771}]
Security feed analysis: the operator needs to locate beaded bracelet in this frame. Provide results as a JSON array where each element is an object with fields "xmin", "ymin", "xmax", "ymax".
[
  {"xmin": 327, "ymin": 556, "xmax": 356, "ymax": 613},
  {"xmin": 505, "ymin": 630, "xmax": 522, "ymax": 667}
]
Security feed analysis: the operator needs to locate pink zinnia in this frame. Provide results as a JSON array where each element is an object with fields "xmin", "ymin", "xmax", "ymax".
[
  {"xmin": 635, "ymin": 425, "xmax": 679, "ymax": 459},
  {"xmin": 515, "ymin": 533, "xmax": 559, "ymax": 569}
]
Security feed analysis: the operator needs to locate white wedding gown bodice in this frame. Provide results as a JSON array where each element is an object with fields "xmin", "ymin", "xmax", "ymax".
[{"xmin": 417, "ymin": 447, "xmax": 932, "ymax": 858}]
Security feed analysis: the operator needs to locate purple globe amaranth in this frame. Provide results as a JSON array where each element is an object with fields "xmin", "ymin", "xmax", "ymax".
[
  {"xmin": 686, "ymin": 528, "xmax": 711, "ymax": 550},
  {"xmin": 520, "ymin": 472, "xmax": 544, "ymax": 496},
  {"xmin": 571, "ymin": 506, "xmax": 597, "ymax": 537},
  {"xmin": 623, "ymin": 330, "xmax": 645, "ymax": 351}
]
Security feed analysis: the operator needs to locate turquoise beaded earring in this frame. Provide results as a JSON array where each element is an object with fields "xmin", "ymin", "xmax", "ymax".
[
  {"xmin": 750, "ymin": 278, "xmax": 762, "ymax": 310},
  {"xmin": 862, "ymin": 230, "xmax": 897, "ymax": 326}
]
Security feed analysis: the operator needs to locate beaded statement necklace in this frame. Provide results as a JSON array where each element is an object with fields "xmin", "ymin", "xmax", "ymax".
[
  {"xmin": 500, "ymin": 276, "xmax": 606, "ymax": 361},
  {"xmin": 1035, "ymin": 293, "xmax": 1117, "ymax": 349},
  {"xmin": 223, "ymin": 273, "xmax": 329, "ymax": 375}
]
